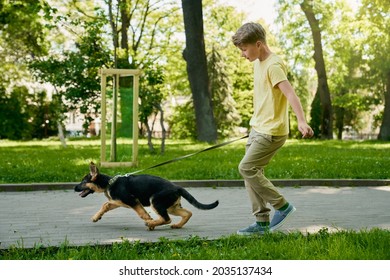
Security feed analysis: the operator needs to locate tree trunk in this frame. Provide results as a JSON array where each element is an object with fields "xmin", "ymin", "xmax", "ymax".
[
  {"xmin": 57, "ymin": 121, "xmax": 67, "ymax": 148},
  {"xmin": 120, "ymin": 0, "xmax": 130, "ymax": 53},
  {"xmin": 309, "ymin": 91, "xmax": 322, "ymax": 138},
  {"xmin": 301, "ymin": 0, "xmax": 333, "ymax": 139},
  {"xmin": 144, "ymin": 120, "xmax": 155, "ymax": 153},
  {"xmin": 107, "ymin": 0, "xmax": 119, "ymax": 65},
  {"xmin": 181, "ymin": 0, "xmax": 217, "ymax": 142},
  {"xmin": 335, "ymin": 106, "xmax": 345, "ymax": 140},
  {"xmin": 155, "ymin": 103, "xmax": 166, "ymax": 154},
  {"xmin": 378, "ymin": 71, "xmax": 390, "ymax": 140}
]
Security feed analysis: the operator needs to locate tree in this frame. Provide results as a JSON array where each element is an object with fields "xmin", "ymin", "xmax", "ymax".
[
  {"xmin": 30, "ymin": 0, "xmax": 180, "ymax": 145},
  {"xmin": 0, "ymin": 0, "xmax": 48, "ymax": 59},
  {"xmin": 181, "ymin": 0, "xmax": 217, "ymax": 142},
  {"xmin": 0, "ymin": 0, "xmax": 48, "ymax": 88},
  {"xmin": 358, "ymin": 0, "xmax": 390, "ymax": 140},
  {"xmin": 105, "ymin": 0, "xmax": 178, "ymax": 147},
  {"xmin": 0, "ymin": 86, "xmax": 60, "ymax": 140},
  {"xmin": 276, "ymin": 0, "xmax": 320, "ymax": 138},
  {"xmin": 300, "ymin": 0, "xmax": 333, "ymax": 139},
  {"xmin": 325, "ymin": 0, "xmax": 367, "ymax": 139},
  {"xmin": 139, "ymin": 65, "xmax": 166, "ymax": 153},
  {"xmin": 168, "ymin": 0, "xmax": 248, "ymax": 139},
  {"xmin": 0, "ymin": 0, "xmax": 59, "ymax": 140},
  {"xmin": 207, "ymin": 46, "xmax": 241, "ymax": 137},
  {"xmin": 29, "ymin": 18, "xmax": 111, "ymax": 127},
  {"xmin": 0, "ymin": 86, "xmax": 31, "ymax": 140},
  {"xmin": 203, "ymin": 0, "xmax": 244, "ymax": 137},
  {"xmin": 276, "ymin": 0, "xmax": 387, "ymax": 140},
  {"xmin": 106, "ymin": 0, "xmax": 178, "ymax": 67}
]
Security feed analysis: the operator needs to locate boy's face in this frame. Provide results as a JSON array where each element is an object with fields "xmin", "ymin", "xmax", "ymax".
[{"xmin": 238, "ymin": 41, "xmax": 261, "ymax": 62}]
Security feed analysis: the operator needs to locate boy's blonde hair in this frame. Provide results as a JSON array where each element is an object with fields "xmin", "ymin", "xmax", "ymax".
[{"xmin": 232, "ymin": 22, "xmax": 267, "ymax": 46}]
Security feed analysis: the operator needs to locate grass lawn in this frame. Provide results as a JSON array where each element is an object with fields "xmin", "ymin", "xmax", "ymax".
[
  {"xmin": 0, "ymin": 138, "xmax": 389, "ymax": 183},
  {"xmin": 1, "ymin": 228, "xmax": 389, "ymax": 260}
]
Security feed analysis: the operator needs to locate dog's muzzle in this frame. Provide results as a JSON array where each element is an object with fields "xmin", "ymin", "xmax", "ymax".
[{"xmin": 74, "ymin": 184, "xmax": 94, "ymax": 198}]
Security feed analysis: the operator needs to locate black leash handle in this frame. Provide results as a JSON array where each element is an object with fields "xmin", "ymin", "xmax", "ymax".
[{"xmin": 127, "ymin": 134, "xmax": 249, "ymax": 176}]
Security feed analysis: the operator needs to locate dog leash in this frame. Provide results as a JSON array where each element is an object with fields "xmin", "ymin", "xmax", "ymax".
[
  {"xmin": 130, "ymin": 134, "xmax": 249, "ymax": 175},
  {"xmin": 108, "ymin": 134, "xmax": 249, "ymax": 186}
]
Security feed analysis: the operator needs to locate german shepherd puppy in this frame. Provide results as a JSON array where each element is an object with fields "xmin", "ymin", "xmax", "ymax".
[{"xmin": 74, "ymin": 162, "xmax": 219, "ymax": 230}]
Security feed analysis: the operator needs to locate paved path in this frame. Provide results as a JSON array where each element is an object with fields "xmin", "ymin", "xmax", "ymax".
[{"xmin": 1, "ymin": 186, "xmax": 390, "ymax": 249}]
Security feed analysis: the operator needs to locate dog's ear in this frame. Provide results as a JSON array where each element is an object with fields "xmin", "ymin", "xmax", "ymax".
[{"xmin": 89, "ymin": 162, "xmax": 99, "ymax": 181}]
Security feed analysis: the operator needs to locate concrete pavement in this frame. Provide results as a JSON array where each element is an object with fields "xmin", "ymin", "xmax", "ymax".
[{"xmin": 1, "ymin": 185, "xmax": 390, "ymax": 249}]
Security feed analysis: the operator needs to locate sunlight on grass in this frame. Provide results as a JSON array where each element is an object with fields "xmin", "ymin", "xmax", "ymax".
[
  {"xmin": 0, "ymin": 138, "xmax": 389, "ymax": 183},
  {"xmin": 0, "ymin": 139, "xmax": 69, "ymax": 147}
]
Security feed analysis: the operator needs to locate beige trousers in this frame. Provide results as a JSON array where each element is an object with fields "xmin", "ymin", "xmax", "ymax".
[{"xmin": 238, "ymin": 130, "xmax": 288, "ymax": 222}]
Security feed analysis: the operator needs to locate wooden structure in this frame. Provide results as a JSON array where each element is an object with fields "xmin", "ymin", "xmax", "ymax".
[{"xmin": 99, "ymin": 68, "xmax": 141, "ymax": 168}]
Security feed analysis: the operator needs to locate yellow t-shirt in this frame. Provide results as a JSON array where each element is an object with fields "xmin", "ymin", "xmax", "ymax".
[{"xmin": 250, "ymin": 54, "xmax": 289, "ymax": 136}]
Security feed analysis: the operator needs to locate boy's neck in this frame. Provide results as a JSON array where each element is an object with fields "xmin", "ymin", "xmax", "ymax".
[{"xmin": 258, "ymin": 45, "xmax": 272, "ymax": 61}]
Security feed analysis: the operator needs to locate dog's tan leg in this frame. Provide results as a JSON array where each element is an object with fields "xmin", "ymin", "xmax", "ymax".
[
  {"xmin": 131, "ymin": 203, "xmax": 154, "ymax": 230},
  {"xmin": 144, "ymin": 204, "xmax": 171, "ymax": 230},
  {"xmin": 132, "ymin": 203, "xmax": 152, "ymax": 221},
  {"xmin": 92, "ymin": 202, "xmax": 119, "ymax": 222},
  {"xmin": 145, "ymin": 216, "xmax": 171, "ymax": 229},
  {"xmin": 168, "ymin": 202, "xmax": 192, "ymax": 229}
]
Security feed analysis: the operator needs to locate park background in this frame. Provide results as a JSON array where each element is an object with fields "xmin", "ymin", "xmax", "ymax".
[
  {"xmin": 0, "ymin": 0, "xmax": 389, "ymax": 147},
  {"xmin": 1, "ymin": 0, "xmax": 390, "ymax": 262}
]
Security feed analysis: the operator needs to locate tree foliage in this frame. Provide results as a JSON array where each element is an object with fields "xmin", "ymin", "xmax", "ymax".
[
  {"xmin": 0, "ymin": 0, "xmax": 48, "ymax": 59},
  {"xmin": 29, "ymin": 18, "xmax": 111, "ymax": 117},
  {"xmin": 276, "ymin": 0, "xmax": 389, "ymax": 140},
  {"xmin": 1, "ymin": 0, "xmax": 389, "ymax": 142},
  {"xmin": 207, "ymin": 47, "xmax": 241, "ymax": 137},
  {"xmin": 104, "ymin": 0, "xmax": 180, "ymax": 151},
  {"xmin": 357, "ymin": 0, "xmax": 390, "ymax": 140},
  {"xmin": 0, "ymin": 86, "xmax": 61, "ymax": 139},
  {"xmin": 139, "ymin": 64, "xmax": 166, "ymax": 153},
  {"xmin": 0, "ymin": 0, "xmax": 59, "ymax": 139}
]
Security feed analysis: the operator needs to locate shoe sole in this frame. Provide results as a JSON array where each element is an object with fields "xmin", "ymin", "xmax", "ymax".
[{"xmin": 270, "ymin": 206, "xmax": 296, "ymax": 232}]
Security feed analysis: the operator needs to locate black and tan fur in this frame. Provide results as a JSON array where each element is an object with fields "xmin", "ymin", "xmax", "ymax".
[{"xmin": 74, "ymin": 162, "xmax": 219, "ymax": 230}]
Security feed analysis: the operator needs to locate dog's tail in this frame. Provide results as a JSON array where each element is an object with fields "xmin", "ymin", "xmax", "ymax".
[{"xmin": 179, "ymin": 188, "xmax": 219, "ymax": 210}]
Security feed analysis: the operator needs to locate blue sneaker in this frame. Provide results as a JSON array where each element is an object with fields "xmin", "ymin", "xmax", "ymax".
[
  {"xmin": 237, "ymin": 222, "xmax": 269, "ymax": 235},
  {"xmin": 270, "ymin": 204, "xmax": 296, "ymax": 231}
]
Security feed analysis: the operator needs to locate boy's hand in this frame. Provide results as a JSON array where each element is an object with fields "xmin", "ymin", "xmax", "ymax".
[{"xmin": 298, "ymin": 123, "xmax": 314, "ymax": 138}]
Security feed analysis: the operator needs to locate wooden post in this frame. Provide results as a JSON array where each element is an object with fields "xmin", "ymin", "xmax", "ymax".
[
  {"xmin": 99, "ymin": 68, "xmax": 141, "ymax": 168},
  {"xmin": 132, "ymin": 74, "xmax": 139, "ymax": 165},
  {"xmin": 110, "ymin": 74, "xmax": 119, "ymax": 161},
  {"xmin": 100, "ymin": 71, "xmax": 107, "ymax": 163}
]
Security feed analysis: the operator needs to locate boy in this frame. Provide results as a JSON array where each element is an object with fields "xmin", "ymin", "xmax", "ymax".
[{"xmin": 232, "ymin": 22, "xmax": 313, "ymax": 235}]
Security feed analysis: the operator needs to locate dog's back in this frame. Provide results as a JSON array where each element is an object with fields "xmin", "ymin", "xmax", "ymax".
[{"xmin": 111, "ymin": 175, "xmax": 218, "ymax": 210}]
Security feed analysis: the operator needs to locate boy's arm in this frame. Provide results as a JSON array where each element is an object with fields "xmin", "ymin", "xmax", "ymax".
[{"xmin": 277, "ymin": 80, "xmax": 314, "ymax": 138}]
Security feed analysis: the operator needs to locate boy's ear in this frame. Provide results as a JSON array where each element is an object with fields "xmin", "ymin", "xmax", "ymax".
[{"xmin": 89, "ymin": 162, "xmax": 99, "ymax": 180}]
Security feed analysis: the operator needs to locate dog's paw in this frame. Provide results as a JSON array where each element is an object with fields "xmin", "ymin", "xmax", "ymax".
[
  {"xmin": 145, "ymin": 220, "xmax": 155, "ymax": 231},
  {"xmin": 92, "ymin": 216, "xmax": 101, "ymax": 222},
  {"xmin": 171, "ymin": 224, "xmax": 183, "ymax": 229}
]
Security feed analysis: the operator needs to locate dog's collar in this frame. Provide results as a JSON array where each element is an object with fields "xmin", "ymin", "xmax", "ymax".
[
  {"xmin": 107, "ymin": 173, "xmax": 133, "ymax": 188},
  {"xmin": 107, "ymin": 175, "xmax": 120, "ymax": 188}
]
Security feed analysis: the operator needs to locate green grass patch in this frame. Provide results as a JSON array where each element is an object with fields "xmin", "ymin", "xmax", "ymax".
[
  {"xmin": 1, "ymin": 228, "xmax": 389, "ymax": 260},
  {"xmin": 0, "ymin": 138, "xmax": 389, "ymax": 183}
]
